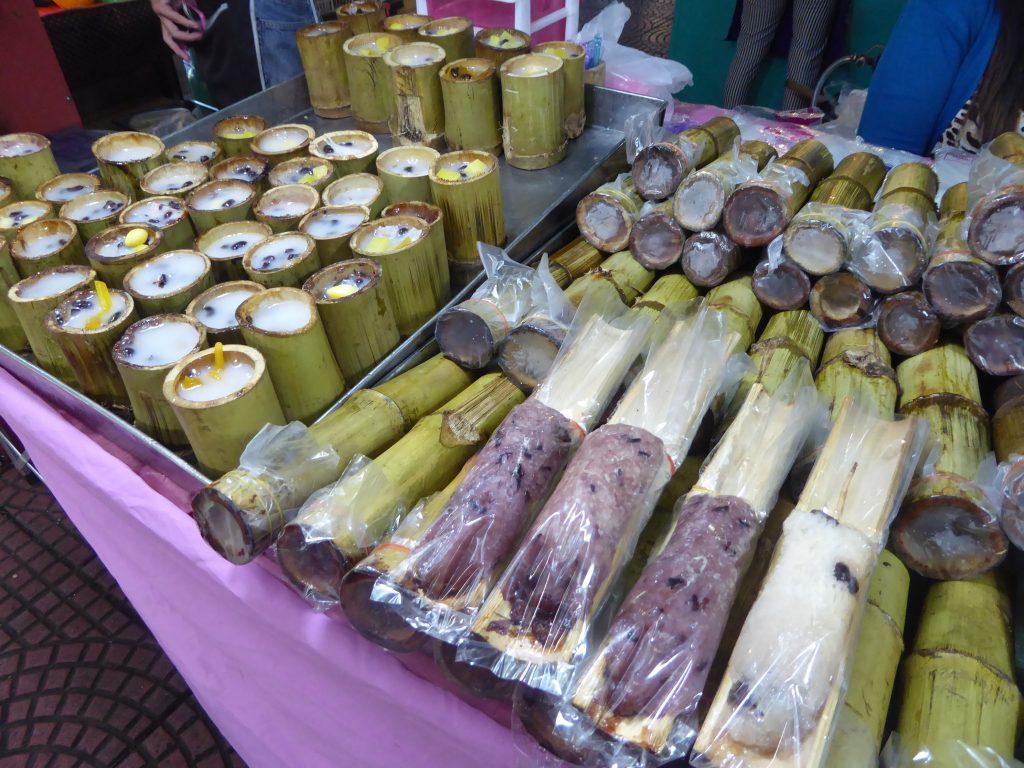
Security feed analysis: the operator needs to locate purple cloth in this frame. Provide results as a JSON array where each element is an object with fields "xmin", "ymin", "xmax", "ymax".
[{"xmin": 0, "ymin": 367, "xmax": 557, "ymax": 768}]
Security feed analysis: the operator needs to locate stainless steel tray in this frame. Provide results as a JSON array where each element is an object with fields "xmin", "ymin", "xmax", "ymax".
[{"xmin": 0, "ymin": 75, "xmax": 664, "ymax": 496}]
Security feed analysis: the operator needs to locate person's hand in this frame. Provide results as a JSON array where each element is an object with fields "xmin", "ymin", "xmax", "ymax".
[{"xmin": 150, "ymin": 0, "xmax": 203, "ymax": 60}]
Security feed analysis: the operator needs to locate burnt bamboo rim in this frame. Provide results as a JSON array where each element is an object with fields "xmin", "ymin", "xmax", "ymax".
[
  {"xmin": 877, "ymin": 291, "xmax": 941, "ymax": 357},
  {"xmin": 276, "ymin": 523, "xmax": 350, "ymax": 605},
  {"xmin": 628, "ymin": 210, "xmax": 685, "ymax": 270},
  {"xmin": 632, "ymin": 142, "xmax": 688, "ymax": 201},
  {"xmin": 752, "ymin": 257, "xmax": 811, "ymax": 311}
]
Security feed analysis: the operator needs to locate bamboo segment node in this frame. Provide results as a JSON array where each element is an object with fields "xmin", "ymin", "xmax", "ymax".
[
  {"xmin": 704, "ymin": 275, "xmax": 762, "ymax": 355},
  {"xmin": 563, "ymin": 250, "xmax": 654, "ymax": 308},
  {"xmin": 546, "ymin": 237, "xmax": 603, "ymax": 289}
]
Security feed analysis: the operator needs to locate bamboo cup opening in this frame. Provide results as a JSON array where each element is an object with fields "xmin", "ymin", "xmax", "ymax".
[
  {"xmin": 254, "ymin": 184, "xmax": 319, "ymax": 221},
  {"xmin": 236, "ymin": 286, "xmax": 317, "ymax": 336},
  {"xmin": 243, "ymin": 232, "xmax": 316, "ymax": 275},
  {"xmin": 187, "ymin": 179, "xmax": 256, "ymax": 212},
  {"xmin": 298, "ymin": 20, "xmax": 347, "ymax": 38},
  {"xmin": 420, "ymin": 16, "xmax": 471, "ymax": 36},
  {"xmin": 533, "ymin": 41, "xmax": 585, "ymax": 59},
  {"xmin": 198, "ymin": 221, "xmax": 273, "ymax": 265},
  {"xmin": 304, "ymin": 258, "xmax": 381, "ymax": 302},
  {"xmin": 210, "ymin": 155, "xmax": 269, "ymax": 186},
  {"xmin": 86, "ymin": 223, "xmax": 162, "ymax": 264},
  {"xmin": 47, "ymin": 287, "xmax": 133, "ymax": 335},
  {"xmin": 344, "ymin": 32, "xmax": 401, "ymax": 57},
  {"xmin": 12, "ymin": 218, "xmax": 77, "ymax": 261},
  {"xmin": 381, "ymin": 201, "xmax": 440, "ymax": 225},
  {"xmin": 476, "ymin": 27, "xmax": 530, "ymax": 50},
  {"xmin": 0, "ymin": 132, "xmax": 50, "ymax": 157},
  {"xmin": 119, "ymin": 196, "xmax": 188, "ymax": 229},
  {"xmin": 441, "ymin": 58, "xmax": 496, "ymax": 82},
  {"xmin": 186, "ymin": 280, "xmax": 265, "ymax": 334},
  {"xmin": 124, "ymin": 249, "xmax": 211, "ymax": 299},
  {"xmin": 430, "ymin": 150, "xmax": 497, "ymax": 184},
  {"xmin": 310, "ymin": 131, "xmax": 377, "ymax": 161},
  {"xmin": 323, "ymin": 173, "xmax": 383, "ymax": 207},
  {"xmin": 113, "ymin": 313, "xmax": 205, "ymax": 369},
  {"xmin": 351, "ymin": 214, "xmax": 427, "ymax": 255},
  {"xmin": 166, "ymin": 141, "xmax": 220, "ymax": 166},
  {"xmin": 36, "ymin": 173, "xmax": 100, "ymax": 204},
  {"xmin": 163, "ymin": 344, "xmax": 265, "ymax": 409},
  {"xmin": 142, "ymin": 161, "xmax": 208, "ymax": 196},
  {"xmin": 0, "ymin": 179, "xmax": 10, "ymax": 204},
  {"xmin": 60, "ymin": 190, "xmax": 128, "ymax": 225},
  {"xmin": 269, "ymin": 157, "xmax": 334, "ymax": 188},
  {"xmin": 214, "ymin": 115, "xmax": 267, "ymax": 141},
  {"xmin": 376, "ymin": 146, "xmax": 439, "ymax": 177},
  {"xmin": 92, "ymin": 131, "xmax": 165, "ymax": 165},
  {"xmin": 251, "ymin": 124, "xmax": 316, "ymax": 156},
  {"xmin": 383, "ymin": 13, "xmax": 429, "ymax": 31},
  {"xmin": 501, "ymin": 52, "xmax": 563, "ymax": 77},
  {"xmin": 0, "ymin": 200, "xmax": 52, "ymax": 230},
  {"xmin": 299, "ymin": 205, "xmax": 370, "ymax": 241},
  {"xmin": 386, "ymin": 42, "xmax": 445, "ymax": 67},
  {"xmin": 338, "ymin": 0, "xmax": 378, "ymax": 14},
  {"xmin": 11, "ymin": 265, "xmax": 92, "ymax": 303}
]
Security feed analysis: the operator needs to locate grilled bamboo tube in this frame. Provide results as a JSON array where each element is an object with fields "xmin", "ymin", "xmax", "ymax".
[
  {"xmin": 563, "ymin": 250, "xmax": 654, "ymax": 307},
  {"xmin": 429, "ymin": 150, "xmax": 505, "ymax": 271},
  {"xmin": 680, "ymin": 230, "xmax": 741, "ymax": 288},
  {"xmin": 752, "ymin": 256, "xmax": 810, "ymax": 311},
  {"xmin": 336, "ymin": 0, "xmax": 384, "ymax": 36},
  {"xmin": 673, "ymin": 139, "xmax": 777, "ymax": 231},
  {"xmin": 877, "ymin": 290, "xmax": 941, "ymax": 356},
  {"xmin": 629, "ymin": 207, "xmax": 685, "ymax": 270},
  {"xmin": 122, "ymin": 249, "xmax": 214, "ymax": 316},
  {"xmin": 84, "ymin": 224, "xmax": 163, "ymax": 287},
  {"xmin": 267, "ymin": 156, "xmax": 336, "ymax": 193},
  {"xmin": 809, "ymin": 272, "xmax": 875, "ymax": 329},
  {"xmin": 297, "ymin": 21, "xmax": 352, "ymax": 118},
  {"xmin": 385, "ymin": 42, "xmax": 447, "ymax": 148},
  {"xmin": 343, "ymin": 33, "xmax": 402, "ymax": 134},
  {"xmin": 965, "ymin": 314, "xmax": 1024, "ymax": 376},
  {"xmin": 0, "ymin": 133, "xmax": 60, "ymax": 199},
  {"xmin": 966, "ymin": 134, "xmax": 1024, "ymax": 266},
  {"xmin": 209, "ymin": 155, "xmax": 270, "ymax": 196},
  {"xmin": 323, "ymin": 173, "xmax": 386, "ymax": 218},
  {"xmin": 139, "ymin": 161, "xmax": 207, "ymax": 199},
  {"xmin": 10, "ymin": 218, "xmax": 87, "ymax": 278},
  {"xmin": 722, "ymin": 138, "xmax": 834, "ymax": 247},
  {"xmin": 253, "ymin": 183, "xmax": 319, "ymax": 233},
  {"xmin": 34, "ymin": 172, "xmax": 100, "ymax": 205},
  {"xmin": 186, "ymin": 180, "xmax": 256, "ymax": 233},
  {"xmin": 185, "ymin": 280, "xmax": 264, "ymax": 346},
  {"xmin": 440, "ymin": 58, "xmax": 503, "ymax": 155},
  {"xmin": 632, "ymin": 116, "xmax": 740, "ymax": 202},
  {"xmin": 418, "ymin": 16, "xmax": 474, "ymax": 62},
  {"xmin": 91, "ymin": 131, "xmax": 165, "ymax": 199},
  {"xmin": 475, "ymin": 27, "xmax": 530, "ymax": 66},
  {"xmin": 576, "ymin": 175, "xmax": 644, "ymax": 253},
  {"xmin": 0, "ymin": 241, "xmax": 27, "ymax": 351},
  {"xmin": 532, "ymin": 41, "xmax": 587, "ymax": 138},
  {"xmin": 60, "ymin": 191, "xmax": 129, "ymax": 242},
  {"xmin": 212, "ymin": 115, "xmax": 267, "ymax": 159},
  {"xmin": 500, "ymin": 53, "xmax": 566, "ymax": 170},
  {"xmin": 192, "ymin": 353, "xmax": 473, "ymax": 563}
]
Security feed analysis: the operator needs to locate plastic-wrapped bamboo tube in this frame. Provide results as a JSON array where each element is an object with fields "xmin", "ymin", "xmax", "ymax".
[
  {"xmin": 722, "ymin": 138, "xmax": 834, "ymax": 247},
  {"xmin": 60, "ymin": 190, "xmax": 129, "ymax": 242},
  {"xmin": 429, "ymin": 150, "xmax": 504, "ymax": 271},
  {"xmin": 923, "ymin": 182, "xmax": 1001, "ymax": 324},
  {"xmin": 1005, "ymin": 262, "xmax": 1024, "ymax": 316},
  {"xmin": 877, "ymin": 290, "xmax": 941, "ymax": 356},
  {"xmin": 500, "ymin": 53, "xmax": 566, "ymax": 170},
  {"xmin": 532, "ymin": 41, "xmax": 587, "ymax": 139},
  {"xmin": 165, "ymin": 344, "xmax": 286, "ymax": 477},
  {"xmin": 186, "ymin": 180, "xmax": 256, "ymax": 233},
  {"xmin": 123, "ymin": 249, "xmax": 213, "ymax": 316},
  {"xmin": 11, "ymin": 218, "xmax": 86, "ymax": 278},
  {"xmin": 336, "ymin": 0, "xmax": 384, "ymax": 35},
  {"xmin": 298, "ymin": 204, "xmax": 370, "ymax": 267},
  {"xmin": 704, "ymin": 275, "xmax": 762, "ymax": 354},
  {"xmin": 546, "ymin": 237, "xmax": 603, "ymax": 288},
  {"xmin": 809, "ymin": 271, "xmax": 875, "ymax": 330},
  {"xmin": 186, "ymin": 280, "xmax": 264, "ymax": 345},
  {"xmin": 304, "ymin": 259, "xmax": 400, "ymax": 381},
  {"xmin": 343, "ymin": 33, "xmax": 402, "ymax": 134},
  {"xmin": 966, "ymin": 132, "xmax": 1024, "ymax": 266},
  {"xmin": 0, "ymin": 133, "xmax": 60, "ymax": 199},
  {"xmin": 418, "ymin": 16, "xmax": 473, "ymax": 61},
  {"xmin": 965, "ymin": 315, "xmax": 1024, "ymax": 376},
  {"xmin": 814, "ymin": 328, "xmax": 897, "ymax": 428},
  {"xmin": 752, "ymin": 256, "xmax": 811, "ymax": 310},
  {"xmin": 196, "ymin": 221, "xmax": 271, "ymax": 282},
  {"xmin": 250, "ymin": 123, "xmax": 316, "ymax": 166},
  {"xmin": 213, "ymin": 115, "xmax": 267, "ymax": 158},
  {"xmin": 237, "ymin": 288, "xmax": 344, "ymax": 423},
  {"xmin": 323, "ymin": 172, "xmax": 386, "ymax": 218},
  {"xmin": 297, "ymin": 21, "xmax": 352, "ymax": 118},
  {"xmin": 384, "ymin": 42, "xmax": 446, "ymax": 148},
  {"xmin": 628, "ymin": 206, "xmax": 685, "ymax": 271},
  {"xmin": 632, "ymin": 116, "xmax": 741, "ymax": 202},
  {"xmin": 243, "ymin": 232, "xmax": 321, "ymax": 289},
  {"xmin": 577, "ymin": 175, "xmax": 643, "ymax": 253},
  {"xmin": 209, "ymin": 155, "xmax": 271, "ymax": 195},
  {"xmin": 276, "ymin": 373, "xmax": 524, "ymax": 605},
  {"xmin": 191, "ymin": 353, "xmax": 473, "ymax": 563},
  {"xmin": 350, "ymin": 214, "xmax": 442, "ymax": 334},
  {"xmin": 112, "ymin": 314, "xmax": 206, "ymax": 446},
  {"xmin": 140, "ymin": 161, "xmax": 208, "ymax": 199},
  {"xmin": 891, "ymin": 344, "xmax": 1006, "ymax": 579},
  {"xmin": 673, "ymin": 139, "xmax": 777, "ymax": 231},
  {"xmin": 564, "ymin": 250, "xmax": 654, "ymax": 307},
  {"xmin": 475, "ymin": 27, "xmax": 530, "ymax": 66},
  {"xmin": 0, "ymin": 244, "xmax": 26, "ymax": 351},
  {"xmin": 45, "ymin": 283, "xmax": 138, "ymax": 408},
  {"xmin": 892, "ymin": 575, "xmax": 1021, "ymax": 765},
  {"xmin": 680, "ymin": 230, "xmax": 741, "ymax": 287},
  {"xmin": 440, "ymin": 58, "xmax": 502, "ymax": 155},
  {"xmin": 8, "ymin": 265, "xmax": 94, "ymax": 382},
  {"xmin": 376, "ymin": 145, "xmax": 439, "ymax": 204},
  {"xmin": 35, "ymin": 172, "xmax": 100, "ymax": 206},
  {"xmin": 0, "ymin": 200, "xmax": 53, "ymax": 244},
  {"xmin": 118, "ymin": 196, "xmax": 193, "ymax": 253},
  {"xmin": 268, "ymin": 156, "xmax": 335, "ymax": 193},
  {"xmin": 91, "ymin": 132, "xmax": 165, "ymax": 199},
  {"xmin": 309, "ymin": 130, "xmax": 378, "ymax": 176},
  {"xmin": 85, "ymin": 224, "xmax": 163, "ymax": 287}
]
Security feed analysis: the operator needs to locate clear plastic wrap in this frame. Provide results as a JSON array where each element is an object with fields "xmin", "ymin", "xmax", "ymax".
[
  {"xmin": 673, "ymin": 141, "xmax": 761, "ymax": 232},
  {"xmin": 964, "ymin": 140, "xmax": 1024, "ymax": 267},
  {"xmin": 784, "ymin": 202, "xmax": 871, "ymax": 276},
  {"xmin": 459, "ymin": 302, "xmax": 739, "ymax": 696},
  {"xmin": 882, "ymin": 737, "xmax": 1023, "ymax": 768},
  {"xmin": 1001, "ymin": 455, "xmax": 1024, "ymax": 550},
  {"xmin": 861, "ymin": 200, "xmax": 936, "ymax": 292}
]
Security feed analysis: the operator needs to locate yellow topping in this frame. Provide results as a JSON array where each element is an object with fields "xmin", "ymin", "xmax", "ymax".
[
  {"xmin": 366, "ymin": 236, "xmax": 391, "ymax": 253},
  {"xmin": 211, "ymin": 341, "xmax": 225, "ymax": 380},
  {"xmin": 489, "ymin": 32, "xmax": 517, "ymax": 47},
  {"xmin": 300, "ymin": 165, "xmax": 331, "ymax": 184},
  {"xmin": 465, "ymin": 159, "xmax": 488, "ymax": 177},
  {"xmin": 376, "ymin": 36, "xmax": 392, "ymax": 52},
  {"xmin": 181, "ymin": 374, "xmax": 203, "ymax": 390},
  {"xmin": 95, "ymin": 280, "xmax": 112, "ymax": 313},
  {"xmin": 326, "ymin": 282, "xmax": 359, "ymax": 299},
  {"xmin": 396, "ymin": 236, "xmax": 413, "ymax": 249},
  {"xmin": 436, "ymin": 169, "xmax": 461, "ymax": 182},
  {"xmin": 549, "ymin": 46, "xmax": 569, "ymax": 59},
  {"xmin": 233, "ymin": 129, "xmax": 257, "ymax": 138},
  {"xmin": 124, "ymin": 228, "xmax": 149, "ymax": 248}
]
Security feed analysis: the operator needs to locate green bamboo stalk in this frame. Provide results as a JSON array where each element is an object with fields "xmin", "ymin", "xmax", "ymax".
[
  {"xmin": 91, "ymin": 131, "xmax": 165, "ymax": 199},
  {"xmin": 297, "ymin": 20, "xmax": 352, "ymax": 118},
  {"xmin": 418, "ymin": 16, "xmax": 474, "ymax": 61},
  {"xmin": 253, "ymin": 183, "xmax": 320, "ymax": 233},
  {"xmin": 186, "ymin": 180, "xmax": 257, "ymax": 233},
  {"xmin": 309, "ymin": 130, "xmax": 379, "ymax": 176},
  {"xmin": 440, "ymin": 58, "xmax": 503, "ymax": 155},
  {"xmin": 212, "ymin": 115, "xmax": 267, "ymax": 158},
  {"xmin": 0, "ymin": 133, "xmax": 61, "ymax": 199},
  {"xmin": 429, "ymin": 150, "xmax": 504, "ymax": 272},
  {"xmin": 500, "ymin": 53, "xmax": 566, "ymax": 170},
  {"xmin": 532, "ymin": 41, "xmax": 587, "ymax": 138},
  {"xmin": 10, "ymin": 218, "xmax": 87, "ymax": 278},
  {"xmin": 385, "ymin": 42, "xmax": 447, "ymax": 149},
  {"xmin": 343, "ymin": 32, "xmax": 402, "ymax": 134}
]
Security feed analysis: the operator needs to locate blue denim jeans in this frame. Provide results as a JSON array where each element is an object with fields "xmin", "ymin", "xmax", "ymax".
[{"xmin": 254, "ymin": 0, "xmax": 319, "ymax": 87}]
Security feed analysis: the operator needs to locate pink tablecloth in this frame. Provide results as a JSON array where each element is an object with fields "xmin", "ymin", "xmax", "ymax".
[{"xmin": 0, "ymin": 367, "xmax": 546, "ymax": 768}]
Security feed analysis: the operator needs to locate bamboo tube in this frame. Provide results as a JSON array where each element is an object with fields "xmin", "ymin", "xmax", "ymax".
[
  {"xmin": 633, "ymin": 274, "xmax": 699, "ymax": 319},
  {"xmin": 381, "ymin": 200, "xmax": 448, "ymax": 301},
  {"xmin": 237, "ymin": 288, "xmax": 344, "ymax": 423},
  {"xmin": 0, "ymin": 246, "xmax": 26, "ymax": 351},
  {"xmin": 60, "ymin": 190, "xmax": 130, "ymax": 242},
  {"xmin": 705, "ymin": 275, "xmax": 762, "ymax": 354},
  {"xmin": 672, "ymin": 139, "xmax": 777, "ymax": 231},
  {"xmin": 249, "ymin": 123, "xmax": 316, "ymax": 166},
  {"xmin": 0, "ymin": 200, "xmax": 53, "ymax": 244},
  {"xmin": 304, "ymin": 259, "xmax": 401, "ymax": 381},
  {"xmin": 192, "ymin": 353, "xmax": 473, "ymax": 563},
  {"xmin": 994, "ymin": 374, "xmax": 1024, "ymax": 413},
  {"xmin": 809, "ymin": 178, "xmax": 873, "ymax": 211},
  {"xmin": 118, "ymin": 196, "xmax": 194, "ymax": 253},
  {"xmin": 547, "ymin": 237, "xmax": 603, "ymax": 288},
  {"xmin": 877, "ymin": 290, "xmax": 941, "ymax": 356},
  {"xmin": 376, "ymin": 145, "xmax": 439, "ymax": 204},
  {"xmin": 563, "ymin": 250, "xmax": 654, "ymax": 307},
  {"xmin": 819, "ymin": 152, "xmax": 888, "ymax": 201},
  {"xmin": 532, "ymin": 41, "xmax": 587, "ymax": 139},
  {"xmin": 122, "ymin": 249, "xmax": 213, "ymax": 316},
  {"xmin": 185, "ymin": 180, "xmax": 256, "ymax": 233},
  {"xmin": 429, "ymin": 149, "xmax": 504, "ymax": 271},
  {"xmin": 112, "ymin": 314, "xmax": 206, "ymax": 446},
  {"xmin": 165, "ymin": 345, "xmax": 286, "ymax": 477},
  {"xmin": 968, "ymin": 175, "xmax": 1024, "ymax": 266},
  {"xmin": 252, "ymin": 184, "xmax": 318, "ymax": 234},
  {"xmin": 722, "ymin": 138, "xmax": 834, "ymax": 247},
  {"xmin": 196, "ymin": 221, "xmax": 271, "ymax": 282},
  {"xmin": 814, "ymin": 328, "xmax": 895, "ymax": 419},
  {"xmin": 165, "ymin": 140, "xmax": 221, "ymax": 167},
  {"xmin": 381, "ymin": 13, "xmax": 428, "ymax": 42},
  {"xmin": 298, "ymin": 204, "xmax": 370, "ymax": 267},
  {"xmin": 1005, "ymin": 262, "xmax": 1024, "ymax": 316},
  {"xmin": 91, "ymin": 132, "xmax": 165, "ymax": 199},
  {"xmin": 8, "ymin": 265, "xmax": 95, "ymax": 382},
  {"xmin": 0, "ymin": 133, "xmax": 60, "ymax": 199},
  {"xmin": 140, "ymin": 161, "xmax": 208, "ymax": 199},
  {"xmin": 894, "ymin": 576, "xmax": 1021, "ymax": 763},
  {"xmin": 994, "ymin": 395, "xmax": 1024, "ymax": 462},
  {"xmin": 384, "ymin": 42, "xmax": 446, "ymax": 148},
  {"xmin": 500, "ymin": 53, "xmax": 566, "ymax": 170},
  {"xmin": 576, "ymin": 175, "xmax": 644, "ymax": 253},
  {"xmin": 323, "ymin": 172, "xmax": 386, "ymax": 218},
  {"xmin": 209, "ymin": 155, "xmax": 271, "ymax": 196},
  {"xmin": 336, "ymin": 0, "xmax": 384, "ymax": 35},
  {"xmin": 440, "ymin": 58, "xmax": 503, "ymax": 155},
  {"xmin": 242, "ymin": 231, "xmax": 321, "ymax": 289},
  {"xmin": 11, "ymin": 218, "xmax": 86, "ymax": 278},
  {"xmin": 276, "ymin": 374, "xmax": 524, "ymax": 603},
  {"xmin": 309, "ymin": 130, "xmax": 378, "ymax": 177},
  {"xmin": 212, "ymin": 115, "xmax": 267, "ymax": 158},
  {"xmin": 680, "ymin": 230, "xmax": 741, "ymax": 288},
  {"xmin": 419, "ymin": 16, "xmax": 474, "ymax": 63},
  {"xmin": 965, "ymin": 315, "xmax": 1024, "ymax": 376},
  {"xmin": 186, "ymin": 280, "xmax": 264, "ymax": 345},
  {"xmin": 475, "ymin": 27, "xmax": 530, "ymax": 66},
  {"xmin": 824, "ymin": 549, "xmax": 908, "ymax": 768},
  {"xmin": 268, "ymin": 156, "xmax": 336, "ymax": 193},
  {"xmin": 809, "ymin": 272, "xmax": 875, "ymax": 329},
  {"xmin": 84, "ymin": 224, "xmax": 163, "ymax": 287},
  {"xmin": 752, "ymin": 256, "xmax": 810, "ymax": 311},
  {"xmin": 628, "ymin": 208, "xmax": 684, "ymax": 271},
  {"xmin": 35, "ymin": 172, "xmax": 101, "ymax": 205},
  {"xmin": 633, "ymin": 117, "xmax": 741, "ymax": 202},
  {"xmin": 45, "ymin": 285, "xmax": 138, "ymax": 408},
  {"xmin": 297, "ymin": 21, "xmax": 352, "ymax": 118},
  {"xmin": 879, "ymin": 161, "xmax": 939, "ymax": 201},
  {"xmin": 343, "ymin": 33, "xmax": 402, "ymax": 134}
]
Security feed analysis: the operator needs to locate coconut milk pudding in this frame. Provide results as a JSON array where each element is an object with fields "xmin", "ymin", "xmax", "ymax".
[
  {"xmin": 273, "ymin": 160, "xmax": 332, "ymax": 186},
  {"xmin": 57, "ymin": 291, "xmax": 129, "ymax": 329},
  {"xmin": 0, "ymin": 201, "xmax": 50, "ymax": 230},
  {"xmin": 95, "ymin": 228, "xmax": 154, "ymax": 259},
  {"xmin": 192, "ymin": 182, "xmax": 251, "ymax": 211},
  {"xmin": 18, "ymin": 230, "xmax": 69, "ymax": 258},
  {"xmin": 69, "ymin": 192, "xmax": 125, "ymax": 222},
  {"xmin": 128, "ymin": 251, "xmax": 207, "ymax": 297},
  {"xmin": 213, "ymin": 158, "xmax": 268, "ymax": 184},
  {"xmin": 259, "ymin": 193, "xmax": 314, "ymax": 218},
  {"xmin": 18, "ymin": 270, "xmax": 89, "ymax": 300},
  {"xmin": 195, "ymin": 287, "xmax": 260, "ymax": 330},
  {"xmin": 0, "ymin": 134, "xmax": 46, "ymax": 157},
  {"xmin": 381, "ymin": 152, "xmax": 432, "ymax": 176},
  {"xmin": 100, "ymin": 137, "xmax": 161, "ymax": 163},
  {"xmin": 360, "ymin": 222, "xmax": 423, "ymax": 253},
  {"xmin": 168, "ymin": 141, "xmax": 218, "ymax": 164},
  {"xmin": 390, "ymin": 43, "xmax": 444, "ymax": 66},
  {"xmin": 118, "ymin": 318, "xmax": 201, "ymax": 367},
  {"xmin": 301, "ymin": 209, "xmax": 366, "ymax": 239},
  {"xmin": 249, "ymin": 235, "xmax": 309, "ymax": 271},
  {"xmin": 206, "ymin": 231, "xmax": 269, "ymax": 262},
  {"xmin": 123, "ymin": 198, "xmax": 187, "ymax": 229},
  {"xmin": 255, "ymin": 127, "xmax": 309, "ymax": 154},
  {"xmin": 146, "ymin": 163, "xmax": 205, "ymax": 194},
  {"xmin": 177, "ymin": 354, "xmax": 255, "ymax": 402},
  {"xmin": 40, "ymin": 174, "xmax": 100, "ymax": 203},
  {"xmin": 323, "ymin": 177, "xmax": 379, "ymax": 207},
  {"xmin": 313, "ymin": 133, "xmax": 374, "ymax": 159},
  {"xmin": 250, "ymin": 295, "xmax": 312, "ymax": 332}
]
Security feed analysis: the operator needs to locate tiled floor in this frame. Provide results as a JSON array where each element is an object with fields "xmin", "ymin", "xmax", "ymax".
[{"xmin": 0, "ymin": 462, "xmax": 244, "ymax": 768}]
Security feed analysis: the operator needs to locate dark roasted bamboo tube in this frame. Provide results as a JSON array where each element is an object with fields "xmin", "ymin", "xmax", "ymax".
[
  {"xmin": 673, "ymin": 139, "xmax": 777, "ymax": 231},
  {"xmin": 809, "ymin": 271, "xmax": 875, "ymax": 329},
  {"xmin": 965, "ymin": 315, "xmax": 1024, "ymax": 376},
  {"xmin": 877, "ymin": 290, "xmax": 941, "ymax": 356},
  {"xmin": 1005, "ymin": 262, "xmax": 1024, "ymax": 316},
  {"xmin": 632, "ymin": 116, "xmax": 740, "ymax": 202},
  {"xmin": 628, "ymin": 207, "xmax": 685, "ymax": 270},
  {"xmin": 680, "ymin": 230, "xmax": 741, "ymax": 287},
  {"xmin": 752, "ymin": 256, "xmax": 810, "ymax": 311}
]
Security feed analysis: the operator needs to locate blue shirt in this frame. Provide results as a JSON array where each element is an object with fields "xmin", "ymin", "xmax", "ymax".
[{"xmin": 858, "ymin": 0, "xmax": 1001, "ymax": 155}]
